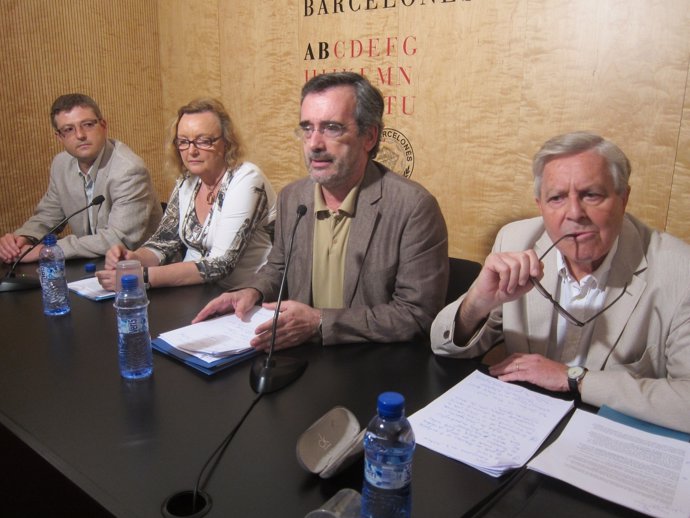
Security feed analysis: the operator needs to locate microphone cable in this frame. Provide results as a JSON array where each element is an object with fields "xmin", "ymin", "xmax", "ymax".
[
  {"xmin": 190, "ymin": 392, "xmax": 263, "ymax": 512},
  {"xmin": 3, "ymin": 195, "xmax": 105, "ymax": 281},
  {"xmin": 166, "ymin": 204, "xmax": 309, "ymax": 515}
]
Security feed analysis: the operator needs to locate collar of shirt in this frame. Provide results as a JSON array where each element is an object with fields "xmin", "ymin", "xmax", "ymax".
[
  {"xmin": 76, "ymin": 145, "xmax": 106, "ymax": 194},
  {"xmin": 556, "ymin": 236, "xmax": 619, "ymax": 292},
  {"xmin": 313, "ymin": 179, "xmax": 362, "ymax": 219}
]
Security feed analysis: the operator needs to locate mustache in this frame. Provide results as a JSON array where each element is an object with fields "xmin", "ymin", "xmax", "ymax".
[{"xmin": 308, "ymin": 152, "xmax": 334, "ymax": 161}]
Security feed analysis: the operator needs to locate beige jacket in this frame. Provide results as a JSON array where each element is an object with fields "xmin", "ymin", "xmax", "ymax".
[
  {"xmin": 16, "ymin": 139, "xmax": 161, "ymax": 258},
  {"xmin": 432, "ymin": 215, "xmax": 690, "ymax": 433}
]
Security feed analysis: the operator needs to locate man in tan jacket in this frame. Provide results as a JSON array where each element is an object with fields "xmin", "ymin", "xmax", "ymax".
[
  {"xmin": 0, "ymin": 93, "xmax": 161, "ymax": 262},
  {"xmin": 432, "ymin": 131, "xmax": 690, "ymax": 433}
]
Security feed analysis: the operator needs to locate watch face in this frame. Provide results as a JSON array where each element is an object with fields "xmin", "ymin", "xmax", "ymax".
[{"xmin": 568, "ymin": 366, "xmax": 585, "ymax": 380}]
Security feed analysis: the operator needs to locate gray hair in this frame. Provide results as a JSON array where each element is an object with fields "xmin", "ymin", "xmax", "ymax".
[
  {"xmin": 301, "ymin": 72, "xmax": 384, "ymax": 158},
  {"xmin": 532, "ymin": 131, "xmax": 631, "ymax": 198}
]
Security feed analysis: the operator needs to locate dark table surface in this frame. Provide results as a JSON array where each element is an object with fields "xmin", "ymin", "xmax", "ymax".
[{"xmin": 0, "ymin": 260, "xmax": 645, "ymax": 518}]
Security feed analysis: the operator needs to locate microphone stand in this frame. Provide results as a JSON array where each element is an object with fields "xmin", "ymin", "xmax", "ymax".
[
  {"xmin": 0, "ymin": 195, "xmax": 105, "ymax": 293},
  {"xmin": 161, "ymin": 205, "xmax": 310, "ymax": 517},
  {"xmin": 250, "ymin": 204, "xmax": 309, "ymax": 394}
]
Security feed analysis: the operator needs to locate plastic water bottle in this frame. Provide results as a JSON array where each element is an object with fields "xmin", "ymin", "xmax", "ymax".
[
  {"xmin": 113, "ymin": 274, "xmax": 153, "ymax": 379},
  {"xmin": 361, "ymin": 392, "xmax": 415, "ymax": 518},
  {"xmin": 39, "ymin": 234, "xmax": 70, "ymax": 316}
]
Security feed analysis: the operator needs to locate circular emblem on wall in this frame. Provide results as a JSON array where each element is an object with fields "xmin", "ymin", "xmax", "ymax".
[{"xmin": 376, "ymin": 127, "xmax": 415, "ymax": 178}]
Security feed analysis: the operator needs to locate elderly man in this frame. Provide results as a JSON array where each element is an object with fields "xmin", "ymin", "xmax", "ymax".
[
  {"xmin": 194, "ymin": 72, "xmax": 448, "ymax": 349},
  {"xmin": 432, "ymin": 131, "xmax": 690, "ymax": 433},
  {"xmin": 0, "ymin": 93, "xmax": 161, "ymax": 262}
]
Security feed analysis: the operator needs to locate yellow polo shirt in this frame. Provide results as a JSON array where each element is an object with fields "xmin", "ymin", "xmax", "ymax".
[{"xmin": 311, "ymin": 182, "xmax": 361, "ymax": 309}]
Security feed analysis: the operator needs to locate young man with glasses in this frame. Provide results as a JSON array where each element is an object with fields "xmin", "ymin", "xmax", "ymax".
[
  {"xmin": 193, "ymin": 72, "xmax": 449, "ymax": 349},
  {"xmin": 0, "ymin": 93, "xmax": 161, "ymax": 262},
  {"xmin": 432, "ymin": 132, "xmax": 690, "ymax": 433}
]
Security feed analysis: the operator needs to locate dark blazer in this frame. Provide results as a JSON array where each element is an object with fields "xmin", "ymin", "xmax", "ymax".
[{"xmin": 246, "ymin": 161, "xmax": 449, "ymax": 345}]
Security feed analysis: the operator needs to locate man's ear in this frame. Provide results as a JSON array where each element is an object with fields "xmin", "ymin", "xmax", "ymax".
[{"xmin": 363, "ymin": 125, "xmax": 378, "ymax": 154}]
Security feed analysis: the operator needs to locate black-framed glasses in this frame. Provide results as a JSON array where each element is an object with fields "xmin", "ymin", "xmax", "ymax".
[
  {"xmin": 174, "ymin": 136, "xmax": 221, "ymax": 151},
  {"xmin": 294, "ymin": 122, "xmax": 349, "ymax": 140},
  {"xmin": 530, "ymin": 233, "xmax": 627, "ymax": 327},
  {"xmin": 56, "ymin": 119, "xmax": 102, "ymax": 138}
]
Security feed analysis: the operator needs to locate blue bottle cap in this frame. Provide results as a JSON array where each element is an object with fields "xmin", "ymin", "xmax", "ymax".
[
  {"xmin": 43, "ymin": 234, "xmax": 57, "ymax": 246},
  {"xmin": 120, "ymin": 274, "xmax": 139, "ymax": 290},
  {"xmin": 377, "ymin": 392, "xmax": 405, "ymax": 418},
  {"xmin": 84, "ymin": 263, "xmax": 96, "ymax": 273}
]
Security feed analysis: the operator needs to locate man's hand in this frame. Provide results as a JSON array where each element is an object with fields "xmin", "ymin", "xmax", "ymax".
[
  {"xmin": 192, "ymin": 288, "xmax": 261, "ymax": 324},
  {"xmin": 0, "ymin": 234, "xmax": 30, "ymax": 263},
  {"xmin": 250, "ymin": 300, "xmax": 321, "ymax": 352},
  {"xmin": 457, "ymin": 250, "xmax": 543, "ymax": 337},
  {"xmin": 489, "ymin": 353, "xmax": 570, "ymax": 392}
]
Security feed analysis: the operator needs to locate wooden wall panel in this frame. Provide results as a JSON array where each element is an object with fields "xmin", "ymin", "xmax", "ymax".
[
  {"xmin": 158, "ymin": 0, "xmax": 222, "ymax": 191},
  {"xmin": 518, "ymin": 0, "xmax": 690, "ymax": 243},
  {"xmin": 0, "ymin": 0, "xmax": 164, "ymax": 234},
  {"xmin": 668, "ymin": 75, "xmax": 690, "ymax": 240},
  {"xmin": 154, "ymin": 0, "xmax": 686, "ymax": 261},
  {"xmin": 3, "ymin": 1, "xmax": 689, "ymax": 263}
]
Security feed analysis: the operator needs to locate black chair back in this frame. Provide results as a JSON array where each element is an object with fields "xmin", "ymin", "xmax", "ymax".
[{"xmin": 446, "ymin": 257, "xmax": 482, "ymax": 304}]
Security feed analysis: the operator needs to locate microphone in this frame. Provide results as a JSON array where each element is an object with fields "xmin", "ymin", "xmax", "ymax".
[
  {"xmin": 250, "ymin": 204, "xmax": 309, "ymax": 394},
  {"xmin": 0, "ymin": 195, "xmax": 105, "ymax": 292},
  {"xmin": 161, "ymin": 205, "xmax": 308, "ymax": 516}
]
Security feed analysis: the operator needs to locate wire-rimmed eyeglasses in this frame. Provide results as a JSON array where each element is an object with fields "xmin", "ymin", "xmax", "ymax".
[
  {"xmin": 174, "ymin": 136, "xmax": 221, "ymax": 151},
  {"xmin": 294, "ymin": 122, "xmax": 349, "ymax": 140},
  {"xmin": 55, "ymin": 119, "xmax": 102, "ymax": 139},
  {"xmin": 529, "ymin": 233, "xmax": 627, "ymax": 327}
]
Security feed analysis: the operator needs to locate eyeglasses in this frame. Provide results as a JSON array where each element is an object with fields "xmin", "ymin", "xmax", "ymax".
[
  {"xmin": 294, "ymin": 122, "xmax": 349, "ymax": 140},
  {"xmin": 56, "ymin": 119, "xmax": 102, "ymax": 138},
  {"xmin": 530, "ymin": 233, "xmax": 627, "ymax": 327},
  {"xmin": 174, "ymin": 136, "xmax": 221, "ymax": 151}
]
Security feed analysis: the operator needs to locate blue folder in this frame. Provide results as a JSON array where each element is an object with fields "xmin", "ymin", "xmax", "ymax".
[
  {"xmin": 598, "ymin": 405, "xmax": 690, "ymax": 442},
  {"xmin": 152, "ymin": 337, "xmax": 258, "ymax": 376}
]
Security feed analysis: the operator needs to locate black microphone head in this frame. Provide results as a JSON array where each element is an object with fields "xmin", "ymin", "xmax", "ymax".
[
  {"xmin": 296, "ymin": 204, "xmax": 307, "ymax": 216},
  {"xmin": 92, "ymin": 195, "xmax": 105, "ymax": 206}
]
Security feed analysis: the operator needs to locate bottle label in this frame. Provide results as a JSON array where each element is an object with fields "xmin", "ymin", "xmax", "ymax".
[
  {"xmin": 117, "ymin": 314, "xmax": 148, "ymax": 335},
  {"xmin": 40, "ymin": 263, "xmax": 65, "ymax": 282},
  {"xmin": 364, "ymin": 458, "xmax": 412, "ymax": 490}
]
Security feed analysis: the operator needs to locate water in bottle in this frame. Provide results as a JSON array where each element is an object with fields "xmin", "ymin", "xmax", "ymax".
[
  {"xmin": 114, "ymin": 274, "xmax": 153, "ymax": 379},
  {"xmin": 362, "ymin": 391, "xmax": 415, "ymax": 518},
  {"xmin": 39, "ymin": 234, "xmax": 70, "ymax": 316}
]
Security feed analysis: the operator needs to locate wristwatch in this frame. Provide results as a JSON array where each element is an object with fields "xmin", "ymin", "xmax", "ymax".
[
  {"xmin": 143, "ymin": 266, "xmax": 150, "ymax": 290},
  {"xmin": 567, "ymin": 366, "xmax": 587, "ymax": 394}
]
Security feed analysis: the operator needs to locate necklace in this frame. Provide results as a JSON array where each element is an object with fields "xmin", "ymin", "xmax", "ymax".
[{"xmin": 204, "ymin": 172, "xmax": 225, "ymax": 205}]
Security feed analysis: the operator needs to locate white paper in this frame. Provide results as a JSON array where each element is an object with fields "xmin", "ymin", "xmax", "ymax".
[
  {"xmin": 67, "ymin": 277, "xmax": 115, "ymax": 300},
  {"xmin": 528, "ymin": 409, "xmax": 690, "ymax": 518},
  {"xmin": 408, "ymin": 370, "xmax": 573, "ymax": 477},
  {"xmin": 158, "ymin": 306, "xmax": 274, "ymax": 362}
]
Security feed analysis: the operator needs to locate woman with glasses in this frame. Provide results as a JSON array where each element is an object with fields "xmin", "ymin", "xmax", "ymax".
[{"xmin": 97, "ymin": 98, "xmax": 276, "ymax": 291}]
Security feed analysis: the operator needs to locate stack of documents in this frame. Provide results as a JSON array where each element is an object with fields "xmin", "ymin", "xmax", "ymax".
[
  {"xmin": 528, "ymin": 409, "xmax": 690, "ymax": 518},
  {"xmin": 408, "ymin": 371, "xmax": 573, "ymax": 477},
  {"xmin": 152, "ymin": 307, "xmax": 274, "ymax": 375}
]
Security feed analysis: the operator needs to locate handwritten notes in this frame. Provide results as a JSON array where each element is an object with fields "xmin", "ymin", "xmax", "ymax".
[{"xmin": 408, "ymin": 370, "xmax": 573, "ymax": 477}]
